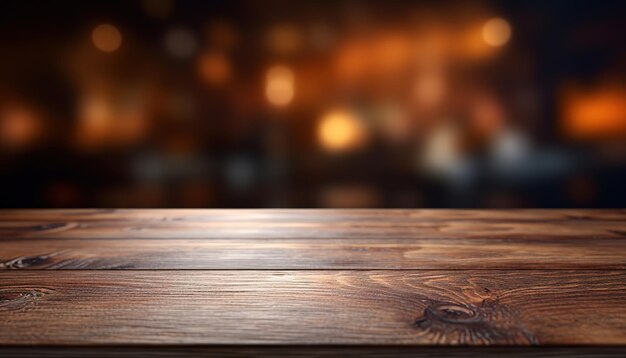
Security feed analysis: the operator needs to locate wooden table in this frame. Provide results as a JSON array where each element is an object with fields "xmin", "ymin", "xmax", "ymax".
[{"xmin": 1, "ymin": 209, "xmax": 625, "ymax": 357}]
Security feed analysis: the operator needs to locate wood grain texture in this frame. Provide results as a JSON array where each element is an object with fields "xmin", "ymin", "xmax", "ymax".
[
  {"xmin": 1, "ymin": 237, "xmax": 625, "ymax": 269},
  {"xmin": 1, "ymin": 209, "xmax": 625, "ymax": 355},
  {"xmin": 1, "ymin": 270, "xmax": 625, "ymax": 345},
  {"xmin": 2, "ymin": 208, "xmax": 626, "ymax": 222},
  {"xmin": 1, "ymin": 209, "xmax": 625, "ymax": 270},
  {"xmin": 2, "ymin": 209, "xmax": 626, "ymax": 240},
  {"xmin": 2, "ymin": 346, "xmax": 626, "ymax": 358}
]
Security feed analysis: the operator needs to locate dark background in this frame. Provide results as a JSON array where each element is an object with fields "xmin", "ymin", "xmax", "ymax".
[{"xmin": 1, "ymin": 0, "xmax": 625, "ymax": 208}]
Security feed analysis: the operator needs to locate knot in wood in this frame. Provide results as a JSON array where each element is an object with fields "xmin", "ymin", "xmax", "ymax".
[
  {"xmin": 2, "ymin": 255, "xmax": 51, "ymax": 269},
  {"xmin": 413, "ymin": 300, "xmax": 537, "ymax": 345},
  {"xmin": 0, "ymin": 287, "xmax": 55, "ymax": 311}
]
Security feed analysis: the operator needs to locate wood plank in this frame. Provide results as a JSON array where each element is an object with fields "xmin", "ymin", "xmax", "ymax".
[
  {"xmin": 1, "ymin": 271, "xmax": 625, "ymax": 345},
  {"xmin": 2, "ymin": 346, "xmax": 625, "ymax": 358},
  {"xmin": 1, "ymin": 209, "xmax": 626, "ymax": 240},
  {"xmin": 2, "ymin": 209, "xmax": 626, "ymax": 222},
  {"xmin": 1, "ymin": 237, "xmax": 625, "ymax": 269}
]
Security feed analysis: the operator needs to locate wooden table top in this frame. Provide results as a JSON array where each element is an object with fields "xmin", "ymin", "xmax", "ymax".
[{"xmin": 1, "ymin": 209, "xmax": 626, "ymax": 357}]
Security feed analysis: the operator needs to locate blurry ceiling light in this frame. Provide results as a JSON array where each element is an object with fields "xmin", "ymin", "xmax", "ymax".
[
  {"xmin": 198, "ymin": 51, "xmax": 232, "ymax": 85},
  {"xmin": 0, "ymin": 106, "xmax": 43, "ymax": 150},
  {"xmin": 265, "ymin": 65, "xmax": 294, "ymax": 107},
  {"xmin": 164, "ymin": 27, "xmax": 198, "ymax": 59},
  {"xmin": 141, "ymin": 0, "xmax": 173, "ymax": 19},
  {"xmin": 318, "ymin": 109, "xmax": 367, "ymax": 152},
  {"xmin": 92, "ymin": 24, "xmax": 122, "ymax": 52},
  {"xmin": 482, "ymin": 18, "xmax": 511, "ymax": 47},
  {"xmin": 266, "ymin": 24, "xmax": 302, "ymax": 55}
]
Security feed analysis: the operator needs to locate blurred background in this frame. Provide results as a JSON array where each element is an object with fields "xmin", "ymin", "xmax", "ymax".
[{"xmin": 1, "ymin": 0, "xmax": 625, "ymax": 208}]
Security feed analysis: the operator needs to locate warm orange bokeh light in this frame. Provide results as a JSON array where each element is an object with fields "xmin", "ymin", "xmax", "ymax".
[
  {"xmin": 198, "ymin": 52, "xmax": 232, "ymax": 85},
  {"xmin": 0, "ymin": 106, "xmax": 43, "ymax": 150},
  {"xmin": 92, "ymin": 24, "xmax": 122, "ymax": 52},
  {"xmin": 482, "ymin": 18, "xmax": 511, "ymax": 47},
  {"xmin": 413, "ymin": 69, "xmax": 446, "ymax": 109},
  {"xmin": 265, "ymin": 65, "xmax": 294, "ymax": 107},
  {"xmin": 318, "ymin": 109, "xmax": 367, "ymax": 152},
  {"xmin": 561, "ymin": 85, "xmax": 626, "ymax": 140},
  {"xmin": 76, "ymin": 91, "xmax": 149, "ymax": 149}
]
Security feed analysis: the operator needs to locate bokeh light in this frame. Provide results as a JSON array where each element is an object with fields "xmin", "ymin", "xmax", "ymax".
[
  {"xmin": 482, "ymin": 18, "xmax": 512, "ymax": 47},
  {"xmin": 198, "ymin": 51, "xmax": 232, "ymax": 85},
  {"xmin": 164, "ymin": 27, "xmax": 198, "ymax": 58},
  {"xmin": 265, "ymin": 65, "xmax": 295, "ymax": 107},
  {"xmin": 317, "ymin": 109, "xmax": 367, "ymax": 152},
  {"xmin": 0, "ymin": 105, "xmax": 43, "ymax": 150},
  {"xmin": 91, "ymin": 23, "xmax": 122, "ymax": 52},
  {"xmin": 75, "ymin": 88, "xmax": 150, "ymax": 149},
  {"xmin": 413, "ymin": 69, "xmax": 446, "ymax": 108},
  {"xmin": 561, "ymin": 84, "xmax": 626, "ymax": 140},
  {"xmin": 419, "ymin": 123, "xmax": 463, "ymax": 177},
  {"xmin": 0, "ymin": 0, "xmax": 624, "ymax": 208}
]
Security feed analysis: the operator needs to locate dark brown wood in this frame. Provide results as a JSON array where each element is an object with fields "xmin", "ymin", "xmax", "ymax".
[
  {"xmin": 1, "ymin": 346, "xmax": 625, "ymax": 358},
  {"xmin": 2, "ymin": 209, "xmax": 626, "ymax": 240},
  {"xmin": 1, "ymin": 271, "xmax": 625, "ymax": 345},
  {"xmin": 2, "ymin": 237, "xmax": 625, "ymax": 269},
  {"xmin": 2, "ymin": 208, "xmax": 626, "ymax": 222},
  {"xmin": 0, "ymin": 209, "xmax": 625, "ymax": 356},
  {"xmin": 1, "ymin": 209, "xmax": 625, "ymax": 270}
]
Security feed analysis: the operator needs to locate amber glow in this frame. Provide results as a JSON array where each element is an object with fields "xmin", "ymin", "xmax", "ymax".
[
  {"xmin": 198, "ymin": 52, "xmax": 232, "ymax": 85},
  {"xmin": 265, "ymin": 65, "xmax": 294, "ymax": 107},
  {"xmin": 76, "ymin": 92, "xmax": 149, "ymax": 149},
  {"xmin": 318, "ymin": 109, "xmax": 367, "ymax": 152},
  {"xmin": 265, "ymin": 24, "xmax": 302, "ymax": 55},
  {"xmin": 92, "ymin": 24, "xmax": 122, "ymax": 52},
  {"xmin": 333, "ymin": 40, "xmax": 368, "ymax": 83},
  {"xmin": 0, "ymin": 106, "xmax": 43, "ymax": 149},
  {"xmin": 413, "ymin": 70, "xmax": 446, "ymax": 108},
  {"xmin": 561, "ymin": 85, "xmax": 626, "ymax": 140},
  {"xmin": 482, "ymin": 18, "xmax": 511, "ymax": 47}
]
